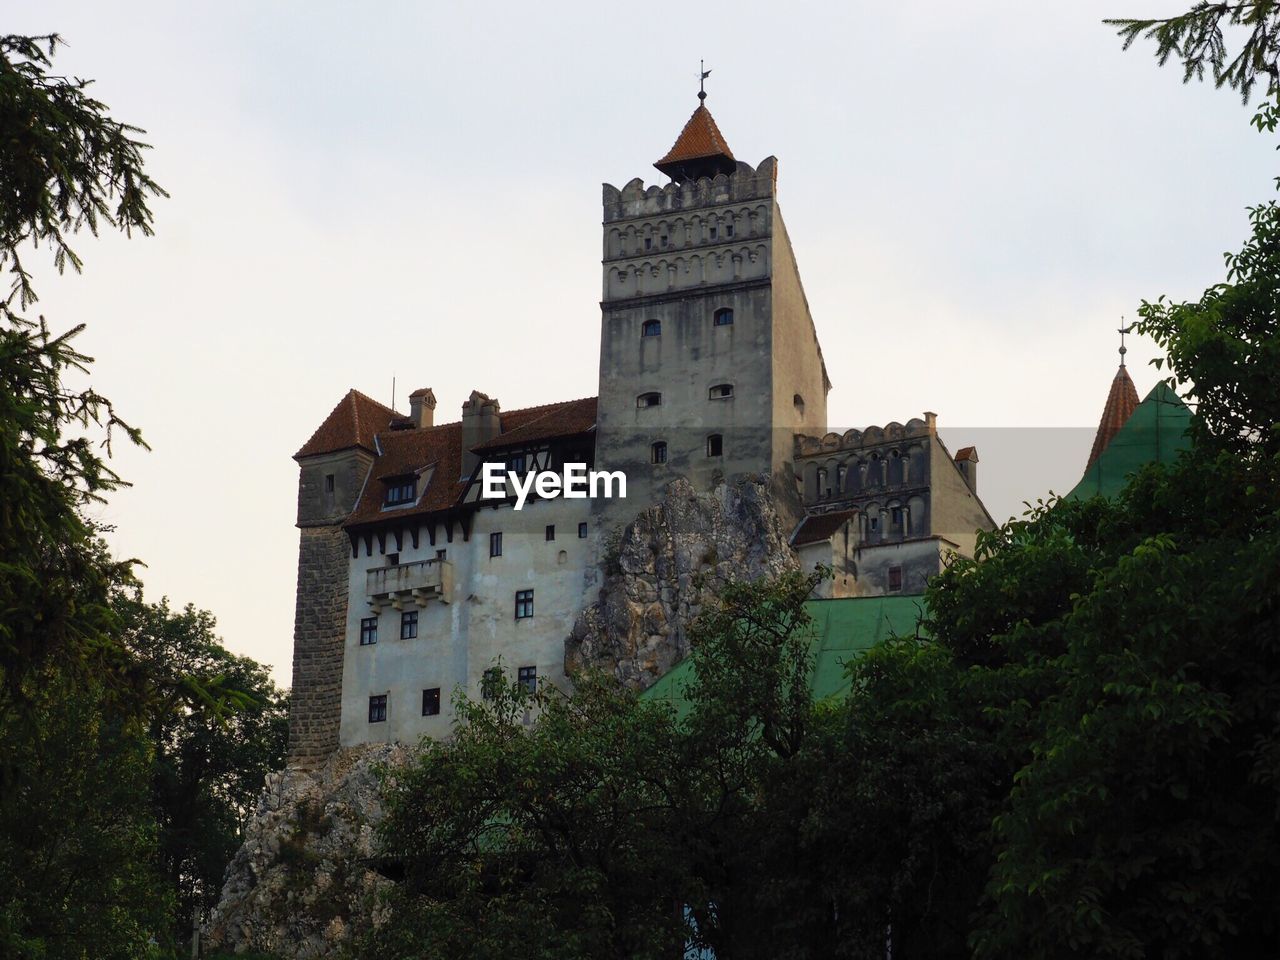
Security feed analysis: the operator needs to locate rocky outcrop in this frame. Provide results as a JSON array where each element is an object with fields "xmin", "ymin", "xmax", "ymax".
[
  {"xmin": 205, "ymin": 744, "xmax": 408, "ymax": 959},
  {"xmin": 566, "ymin": 474, "xmax": 799, "ymax": 688}
]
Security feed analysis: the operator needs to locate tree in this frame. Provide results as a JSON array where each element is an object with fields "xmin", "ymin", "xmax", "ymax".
[{"xmin": 117, "ymin": 594, "xmax": 290, "ymax": 942}]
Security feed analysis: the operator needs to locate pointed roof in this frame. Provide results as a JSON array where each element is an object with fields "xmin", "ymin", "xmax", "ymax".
[
  {"xmin": 1070, "ymin": 381, "xmax": 1193, "ymax": 501},
  {"xmin": 295, "ymin": 389, "xmax": 400, "ymax": 459},
  {"xmin": 1085, "ymin": 365, "xmax": 1141, "ymax": 469},
  {"xmin": 654, "ymin": 104, "xmax": 737, "ymax": 183}
]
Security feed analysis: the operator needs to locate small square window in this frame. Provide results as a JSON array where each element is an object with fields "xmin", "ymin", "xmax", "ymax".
[
  {"xmin": 360, "ymin": 617, "xmax": 377, "ymax": 646},
  {"xmin": 368, "ymin": 694, "xmax": 387, "ymax": 723},
  {"xmin": 545, "ymin": 524, "xmax": 555, "ymax": 542},
  {"xmin": 422, "ymin": 687, "xmax": 441, "ymax": 716},
  {"xmin": 436, "ymin": 548, "xmax": 447, "ymax": 561},
  {"xmin": 709, "ymin": 384, "xmax": 734, "ymax": 400},
  {"xmin": 387, "ymin": 552, "xmax": 399, "ymax": 566},
  {"xmin": 515, "ymin": 589, "xmax": 534, "ymax": 620},
  {"xmin": 578, "ymin": 522, "xmax": 588, "ymax": 539},
  {"xmin": 517, "ymin": 665, "xmax": 537, "ymax": 695},
  {"xmin": 888, "ymin": 566, "xmax": 903, "ymax": 592},
  {"xmin": 401, "ymin": 610, "xmax": 418, "ymax": 640},
  {"xmin": 490, "ymin": 531, "xmax": 503, "ymax": 557},
  {"xmin": 713, "ymin": 308, "xmax": 734, "ymax": 326}
]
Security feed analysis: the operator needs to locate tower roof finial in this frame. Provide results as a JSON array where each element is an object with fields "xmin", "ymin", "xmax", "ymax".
[
  {"xmin": 1118, "ymin": 318, "xmax": 1133, "ymax": 367},
  {"xmin": 699, "ymin": 60, "xmax": 711, "ymax": 103}
]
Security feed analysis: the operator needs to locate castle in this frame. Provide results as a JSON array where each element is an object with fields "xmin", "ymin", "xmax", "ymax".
[{"xmin": 286, "ymin": 93, "xmax": 995, "ymax": 761}]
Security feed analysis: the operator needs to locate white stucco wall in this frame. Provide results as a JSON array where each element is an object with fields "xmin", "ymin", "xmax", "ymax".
[{"xmin": 338, "ymin": 495, "xmax": 596, "ymax": 746}]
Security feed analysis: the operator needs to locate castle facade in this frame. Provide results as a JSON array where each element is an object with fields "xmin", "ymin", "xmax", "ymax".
[{"xmin": 286, "ymin": 97, "xmax": 994, "ymax": 761}]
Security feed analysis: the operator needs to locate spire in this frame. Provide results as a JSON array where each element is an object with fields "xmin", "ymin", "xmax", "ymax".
[
  {"xmin": 654, "ymin": 63, "xmax": 737, "ymax": 183},
  {"xmin": 1086, "ymin": 364, "xmax": 1141, "ymax": 469}
]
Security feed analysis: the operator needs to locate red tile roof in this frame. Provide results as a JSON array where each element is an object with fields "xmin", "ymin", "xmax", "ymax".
[
  {"xmin": 1086, "ymin": 365, "xmax": 1140, "ymax": 469},
  {"xmin": 343, "ymin": 396, "xmax": 598, "ymax": 530},
  {"xmin": 792, "ymin": 510, "xmax": 858, "ymax": 547},
  {"xmin": 953, "ymin": 446, "xmax": 978, "ymax": 461},
  {"xmin": 472, "ymin": 397, "xmax": 597, "ymax": 451},
  {"xmin": 654, "ymin": 105, "xmax": 736, "ymax": 180},
  {"xmin": 295, "ymin": 389, "xmax": 400, "ymax": 460}
]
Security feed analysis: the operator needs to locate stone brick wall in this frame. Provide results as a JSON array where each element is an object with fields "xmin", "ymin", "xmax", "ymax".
[{"xmin": 287, "ymin": 525, "xmax": 351, "ymax": 765}]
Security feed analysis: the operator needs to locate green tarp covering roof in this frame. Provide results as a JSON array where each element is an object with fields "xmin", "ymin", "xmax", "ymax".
[
  {"xmin": 641, "ymin": 594, "xmax": 929, "ymax": 717},
  {"xmin": 1068, "ymin": 382, "xmax": 1193, "ymax": 501}
]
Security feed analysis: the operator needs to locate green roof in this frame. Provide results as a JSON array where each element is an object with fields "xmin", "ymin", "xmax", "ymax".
[
  {"xmin": 641, "ymin": 595, "xmax": 929, "ymax": 717},
  {"xmin": 1068, "ymin": 382, "xmax": 1192, "ymax": 501}
]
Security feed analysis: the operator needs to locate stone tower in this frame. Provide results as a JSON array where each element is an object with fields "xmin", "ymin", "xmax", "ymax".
[
  {"xmin": 287, "ymin": 389, "xmax": 397, "ymax": 764},
  {"xmin": 594, "ymin": 94, "xmax": 830, "ymax": 516}
]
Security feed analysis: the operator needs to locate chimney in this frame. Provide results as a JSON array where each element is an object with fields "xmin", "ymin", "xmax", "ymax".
[
  {"xmin": 954, "ymin": 446, "xmax": 978, "ymax": 494},
  {"xmin": 409, "ymin": 387, "xmax": 436, "ymax": 428},
  {"xmin": 923, "ymin": 411, "xmax": 937, "ymax": 435},
  {"xmin": 461, "ymin": 390, "xmax": 501, "ymax": 478}
]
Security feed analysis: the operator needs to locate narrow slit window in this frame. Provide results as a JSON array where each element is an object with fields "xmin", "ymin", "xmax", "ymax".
[{"xmin": 490, "ymin": 532, "xmax": 502, "ymax": 557}]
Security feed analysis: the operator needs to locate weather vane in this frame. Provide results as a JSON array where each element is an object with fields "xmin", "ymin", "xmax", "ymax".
[
  {"xmin": 1118, "ymin": 319, "xmax": 1133, "ymax": 367},
  {"xmin": 699, "ymin": 60, "xmax": 711, "ymax": 102}
]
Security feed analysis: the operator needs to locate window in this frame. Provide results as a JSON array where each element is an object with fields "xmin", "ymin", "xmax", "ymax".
[
  {"xmin": 869, "ymin": 516, "xmax": 879, "ymax": 531},
  {"xmin": 660, "ymin": 235, "xmax": 668, "ymax": 247},
  {"xmin": 637, "ymin": 392, "xmax": 662, "ymax": 408},
  {"xmin": 387, "ymin": 553, "xmax": 399, "ymax": 566},
  {"xmin": 890, "ymin": 506, "xmax": 904, "ymax": 530},
  {"xmin": 481, "ymin": 667, "xmax": 501, "ymax": 700},
  {"xmin": 545, "ymin": 524, "xmax": 555, "ymax": 541},
  {"xmin": 713, "ymin": 307, "xmax": 734, "ymax": 326},
  {"xmin": 400, "ymin": 610, "xmax": 418, "ymax": 640},
  {"xmin": 324, "ymin": 474, "xmax": 335, "ymax": 493},
  {"xmin": 644, "ymin": 236, "xmax": 653, "ymax": 250},
  {"xmin": 651, "ymin": 441, "xmax": 668, "ymax": 464},
  {"xmin": 507, "ymin": 453, "xmax": 526, "ymax": 474},
  {"xmin": 642, "ymin": 319, "xmax": 661, "ymax": 337},
  {"xmin": 709, "ymin": 383, "xmax": 734, "ymax": 400},
  {"xmin": 794, "ymin": 394, "xmax": 805, "ymax": 418},
  {"xmin": 490, "ymin": 531, "xmax": 503, "ymax": 557},
  {"xmin": 515, "ymin": 589, "xmax": 534, "ymax": 620},
  {"xmin": 836, "ymin": 465, "xmax": 847, "ymax": 491},
  {"xmin": 360, "ymin": 617, "xmax": 378, "ymax": 646},
  {"xmin": 368, "ymin": 694, "xmax": 387, "ymax": 723},
  {"xmin": 888, "ymin": 566, "xmax": 903, "ymax": 592},
  {"xmin": 578, "ymin": 522, "xmax": 589, "ymax": 539},
  {"xmin": 436, "ymin": 548, "xmax": 447, "ymax": 561},
  {"xmin": 385, "ymin": 478, "xmax": 416, "ymax": 505},
  {"xmin": 422, "ymin": 687, "xmax": 441, "ymax": 716},
  {"xmin": 518, "ymin": 665, "xmax": 537, "ymax": 695},
  {"xmin": 709, "ymin": 225, "xmax": 718, "ymax": 240},
  {"xmin": 725, "ymin": 223, "xmax": 734, "ymax": 238},
  {"xmin": 707, "ymin": 434, "xmax": 723, "ymax": 457}
]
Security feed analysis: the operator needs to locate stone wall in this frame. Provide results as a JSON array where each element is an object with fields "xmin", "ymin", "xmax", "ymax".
[
  {"xmin": 566, "ymin": 474, "xmax": 800, "ymax": 689},
  {"xmin": 288, "ymin": 525, "xmax": 352, "ymax": 764}
]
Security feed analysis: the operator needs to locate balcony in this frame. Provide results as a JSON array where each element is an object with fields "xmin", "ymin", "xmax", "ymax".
[{"xmin": 366, "ymin": 559, "xmax": 453, "ymax": 612}]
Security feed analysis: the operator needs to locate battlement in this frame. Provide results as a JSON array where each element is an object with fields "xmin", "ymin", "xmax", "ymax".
[
  {"xmin": 795, "ymin": 415, "xmax": 936, "ymax": 459},
  {"xmin": 602, "ymin": 157, "xmax": 777, "ymax": 223}
]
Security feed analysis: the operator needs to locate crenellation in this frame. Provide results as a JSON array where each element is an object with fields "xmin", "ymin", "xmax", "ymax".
[{"xmin": 602, "ymin": 157, "xmax": 777, "ymax": 223}]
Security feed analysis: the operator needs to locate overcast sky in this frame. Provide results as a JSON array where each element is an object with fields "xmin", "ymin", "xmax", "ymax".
[{"xmin": 12, "ymin": 2, "xmax": 1274, "ymax": 681}]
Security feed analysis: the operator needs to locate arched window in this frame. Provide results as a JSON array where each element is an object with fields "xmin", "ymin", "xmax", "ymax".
[
  {"xmin": 793, "ymin": 393, "xmax": 805, "ymax": 418},
  {"xmin": 642, "ymin": 319, "xmax": 661, "ymax": 337},
  {"xmin": 708, "ymin": 383, "xmax": 734, "ymax": 400},
  {"xmin": 707, "ymin": 434, "xmax": 724, "ymax": 457},
  {"xmin": 816, "ymin": 468, "xmax": 828, "ymax": 498},
  {"xmin": 637, "ymin": 392, "xmax": 662, "ymax": 408},
  {"xmin": 836, "ymin": 464, "xmax": 847, "ymax": 491},
  {"xmin": 713, "ymin": 307, "xmax": 734, "ymax": 326},
  {"xmin": 651, "ymin": 441, "xmax": 668, "ymax": 464}
]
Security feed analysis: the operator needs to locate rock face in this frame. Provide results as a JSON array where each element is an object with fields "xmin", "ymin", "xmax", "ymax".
[
  {"xmin": 205, "ymin": 744, "xmax": 408, "ymax": 959},
  {"xmin": 567, "ymin": 474, "xmax": 800, "ymax": 688}
]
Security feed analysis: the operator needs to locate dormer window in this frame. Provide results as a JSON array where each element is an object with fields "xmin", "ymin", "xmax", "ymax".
[
  {"xmin": 637, "ymin": 392, "xmax": 662, "ymax": 409},
  {"xmin": 384, "ymin": 477, "xmax": 416, "ymax": 506},
  {"xmin": 709, "ymin": 383, "xmax": 734, "ymax": 400},
  {"xmin": 713, "ymin": 307, "xmax": 734, "ymax": 326},
  {"xmin": 642, "ymin": 319, "xmax": 661, "ymax": 337}
]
